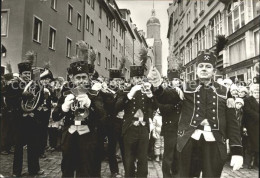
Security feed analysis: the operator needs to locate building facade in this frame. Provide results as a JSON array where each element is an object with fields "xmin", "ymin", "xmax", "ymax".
[
  {"xmin": 167, "ymin": 0, "xmax": 260, "ymax": 82},
  {"xmin": 1, "ymin": 0, "xmax": 84, "ymax": 77},
  {"xmin": 1, "ymin": 0, "xmax": 149, "ymax": 80}
]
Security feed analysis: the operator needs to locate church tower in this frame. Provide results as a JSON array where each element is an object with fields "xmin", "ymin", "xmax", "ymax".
[{"xmin": 146, "ymin": 6, "xmax": 162, "ymax": 74}]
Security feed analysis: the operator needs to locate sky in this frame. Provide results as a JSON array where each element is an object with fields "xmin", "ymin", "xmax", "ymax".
[{"xmin": 117, "ymin": 0, "xmax": 172, "ymax": 76}]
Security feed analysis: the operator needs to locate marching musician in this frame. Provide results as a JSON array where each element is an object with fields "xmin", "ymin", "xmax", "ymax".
[
  {"xmin": 8, "ymin": 51, "xmax": 45, "ymax": 176},
  {"xmin": 38, "ymin": 65, "xmax": 54, "ymax": 158},
  {"xmin": 115, "ymin": 62, "xmax": 157, "ymax": 177},
  {"xmin": 103, "ymin": 59, "xmax": 126, "ymax": 178},
  {"xmin": 52, "ymin": 41, "xmax": 106, "ymax": 177},
  {"xmin": 148, "ymin": 67, "xmax": 182, "ymax": 177},
  {"xmin": 151, "ymin": 49, "xmax": 243, "ymax": 177}
]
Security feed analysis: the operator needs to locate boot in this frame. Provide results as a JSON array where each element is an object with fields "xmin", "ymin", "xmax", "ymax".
[{"xmin": 248, "ymin": 153, "xmax": 255, "ymax": 169}]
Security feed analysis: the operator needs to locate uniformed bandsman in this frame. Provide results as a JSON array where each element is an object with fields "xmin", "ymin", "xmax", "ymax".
[
  {"xmin": 175, "ymin": 50, "xmax": 243, "ymax": 177},
  {"xmin": 148, "ymin": 67, "xmax": 182, "ymax": 177},
  {"xmin": 52, "ymin": 41, "xmax": 106, "ymax": 177},
  {"xmin": 115, "ymin": 63, "xmax": 157, "ymax": 177}
]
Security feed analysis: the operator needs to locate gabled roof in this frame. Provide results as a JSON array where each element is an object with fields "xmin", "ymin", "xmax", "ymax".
[
  {"xmin": 98, "ymin": 0, "xmax": 114, "ymax": 19},
  {"xmin": 123, "ymin": 20, "xmax": 136, "ymax": 40}
]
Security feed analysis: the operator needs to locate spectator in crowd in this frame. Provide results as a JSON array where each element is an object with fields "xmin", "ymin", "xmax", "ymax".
[
  {"xmin": 238, "ymin": 86, "xmax": 249, "ymax": 99},
  {"xmin": 230, "ymin": 84, "xmax": 239, "ymax": 98},
  {"xmin": 243, "ymin": 83, "xmax": 259, "ymax": 169}
]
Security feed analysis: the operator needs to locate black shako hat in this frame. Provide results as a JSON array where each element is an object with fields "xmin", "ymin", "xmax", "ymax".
[
  {"xmin": 109, "ymin": 68, "xmax": 122, "ymax": 79},
  {"xmin": 196, "ymin": 49, "xmax": 217, "ymax": 67},
  {"xmin": 18, "ymin": 62, "xmax": 32, "ymax": 74},
  {"xmin": 67, "ymin": 61, "xmax": 89, "ymax": 76},
  {"xmin": 130, "ymin": 65, "xmax": 144, "ymax": 77},
  {"xmin": 167, "ymin": 69, "xmax": 179, "ymax": 81}
]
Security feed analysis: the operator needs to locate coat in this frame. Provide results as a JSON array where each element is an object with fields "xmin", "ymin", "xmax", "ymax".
[
  {"xmin": 243, "ymin": 96, "xmax": 259, "ymax": 152},
  {"xmin": 176, "ymin": 80, "xmax": 242, "ymax": 160}
]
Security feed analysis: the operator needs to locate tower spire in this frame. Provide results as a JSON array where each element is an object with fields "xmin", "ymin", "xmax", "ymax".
[{"xmin": 152, "ymin": 0, "xmax": 155, "ymax": 16}]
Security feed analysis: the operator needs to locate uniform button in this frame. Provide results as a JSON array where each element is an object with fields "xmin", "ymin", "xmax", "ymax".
[
  {"xmin": 169, "ymin": 121, "xmax": 171, "ymax": 123},
  {"xmin": 197, "ymin": 107, "xmax": 200, "ymax": 110},
  {"xmin": 213, "ymin": 102, "xmax": 216, "ymax": 105},
  {"xmin": 193, "ymin": 121, "xmax": 196, "ymax": 124},
  {"xmin": 196, "ymin": 114, "xmax": 199, "ymax": 117},
  {"xmin": 197, "ymin": 95, "xmax": 200, "ymax": 98},
  {"xmin": 133, "ymin": 97, "xmax": 135, "ymax": 100},
  {"xmin": 197, "ymin": 101, "xmax": 200, "ymax": 104},
  {"xmin": 142, "ymin": 93, "xmax": 144, "ymax": 96},
  {"xmin": 213, "ymin": 96, "xmax": 216, "ymax": 98},
  {"xmin": 213, "ymin": 117, "xmax": 215, "ymax": 120},
  {"xmin": 132, "ymin": 112, "xmax": 134, "ymax": 114},
  {"xmin": 214, "ymin": 124, "xmax": 216, "ymax": 127},
  {"xmin": 213, "ymin": 109, "xmax": 215, "ymax": 112},
  {"xmin": 133, "ymin": 107, "xmax": 135, "ymax": 109}
]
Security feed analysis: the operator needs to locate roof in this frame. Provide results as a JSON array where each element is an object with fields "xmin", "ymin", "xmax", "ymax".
[
  {"xmin": 123, "ymin": 20, "xmax": 136, "ymax": 40},
  {"xmin": 146, "ymin": 16, "xmax": 160, "ymax": 25}
]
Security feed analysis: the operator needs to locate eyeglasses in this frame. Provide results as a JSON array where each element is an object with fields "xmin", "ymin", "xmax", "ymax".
[{"xmin": 75, "ymin": 75, "xmax": 88, "ymax": 80}]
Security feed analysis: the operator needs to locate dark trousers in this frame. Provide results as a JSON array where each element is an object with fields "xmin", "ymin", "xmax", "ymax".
[
  {"xmin": 48, "ymin": 127, "xmax": 58, "ymax": 148},
  {"xmin": 61, "ymin": 130, "xmax": 98, "ymax": 177},
  {"xmin": 39, "ymin": 112, "xmax": 50, "ymax": 155},
  {"xmin": 178, "ymin": 136, "xmax": 225, "ymax": 178},
  {"xmin": 162, "ymin": 132, "xmax": 178, "ymax": 178},
  {"xmin": 107, "ymin": 118, "xmax": 125, "ymax": 174},
  {"xmin": 13, "ymin": 117, "xmax": 41, "ymax": 175},
  {"xmin": 124, "ymin": 125, "xmax": 149, "ymax": 178},
  {"xmin": 1, "ymin": 110, "xmax": 15, "ymax": 152}
]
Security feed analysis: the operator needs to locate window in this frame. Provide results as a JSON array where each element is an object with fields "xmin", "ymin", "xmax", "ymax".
[
  {"xmin": 227, "ymin": 0, "xmax": 245, "ymax": 35},
  {"xmin": 119, "ymin": 43, "xmax": 121, "ymax": 53},
  {"xmin": 194, "ymin": 1, "xmax": 198, "ymax": 18},
  {"xmin": 76, "ymin": 44, "xmax": 79, "ymax": 56},
  {"xmin": 113, "ymin": 36, "xmax": 115, "ymax": 46},
  {"xmin": 180, "ymin": 47, "xmax": 185, "ymax": 65},
  {"xmin": 86, "ymin": 15, "xmax": 89, "ymax": 31},
  {"xmin": 49, "ymin": 27, "xmax": 56, "ymax": 50},
  {"xmin": 116, "ymin": 39, "xmax": 118, "ymax": 49},
  {"xmin": 187, "ymin": 11, "xmax": 191, "ymax": 28},
  {"xmin": 252, "ymin": 0, "xmax": 260, "ymax": 18},
  {"xmin": 179, "ymin": 20, "xmax": 183, "ymax": 38},
  {"xmin": 87, "ymin": 0, "xmax": 90, "ymax": 4},
  {"xmin": 209, "ymin": 12, "xmax": 223, "ymax": 47},
  {"xmin": 200, "ymin": 0, "xmax": 204, "ymax": 12},
  {"xmin": 108, "ymin": 59, "xmax": 111, "ymax": 69},
  {"xmin": 98, "ymin": 52, "xmax": 101, "ymax": 66},
  {"xmin": 66, "ymin": 38, "xmax": 72, "ymax": 57},
  {"xmin": 116, "ymin": 21, "xmax": 118, "ymax": 32},
  {"xmin": 99, "ymin": 5, "xmax": 102, "ymax": 19},
  {"xmin": 68, "ymin": 4, "xmax": 73, "ymax": 23},
  {"xmin": 113, "ymin": 55, "xmax": 115, "ymax": 66},
  {"xmin": 187, "ymin": 65, "xmax": 195, "ymax": 81},
  {"xmin": 33, "ymin": 16, "xmax": 42, "ymax": 43},
  {"xmin": 254, "ymin": 29, "xmax": 260, "ymax": 56},
  {"xmin": 91, "ymin": 0, "xmax": 95, "ymax": 10},
  {"xmin": 195, "ymin": 27, "xmax": 206, "ymax": 54},
  {"xmin": 186, "ymin": 40, "xmax": 192, "ymax": 63},
  {"xmin": 178, "ymin": 0, "xmax": 183, "ymax": 15},
  {"xmin": 90, "ymin": 20, "xmax": 94, "ymax": 35},
  {"xmin": 108, "ymin": 39, "xmax": 111, "ymax": 51},
  {"xmin": 116, "ymin": 57, "xmax": 118, "ymax": 68},
  {"xmin": 1, "ymin": 11, "xmax": 9, "ymax": 37},
  {"xmin": 105, "ymin": 57, "xmax": 107, "ymax": 69},
  {"xmin": 106, "ymin": 36, "xmax": 108, "ymax": 48},
  {"xmin": 98, "ymin": 28, "xmax": 101, "ymax": 42},
  {"xmin": 77, "ymin": 13, "xmax": 81, "ymax": 31},
  {"xmin": 51, "ymin": 0, "xmax": 57, "ymax": 10},
  {"xmin": 229, "ymin": 38, "xmax": 246, "ymax": 65}
]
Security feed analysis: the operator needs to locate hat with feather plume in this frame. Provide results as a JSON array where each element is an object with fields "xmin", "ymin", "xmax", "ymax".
[{"xmin": 18, "ymin": 51, "xmax": 35, "ymax": 74}]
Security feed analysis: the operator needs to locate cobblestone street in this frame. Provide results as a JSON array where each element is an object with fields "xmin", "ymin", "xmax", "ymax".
[{"xmin": 0, "ymin": 149, "xmax": 258, "ymax": 177}]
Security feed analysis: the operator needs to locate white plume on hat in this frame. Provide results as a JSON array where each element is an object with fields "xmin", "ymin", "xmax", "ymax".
[
  {"xmin": 147, "ymin": 66, "xmax": 162, "ymax": 87},
  {"xmin": 235, "ymin": 98, "xmax": 244, "ymax": 106},
  {"xmin": 223, "ymin": 78, "xmax": 233, "ymax": 86},
  {"xmin": 249, "ymin": 83, "xmax": 259, "ymax": 92}
]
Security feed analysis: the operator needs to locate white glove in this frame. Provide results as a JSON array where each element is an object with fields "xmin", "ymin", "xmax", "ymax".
[
  {"xmin": 44, "ymin": 88, "xmax": 50, "ymax": 95},
  {"xmin": 76, "ymin": 94, "xmax": 91, "ymax": 108},
  {"xmin": 92, "ymin": 82, "xmax": 102, "ymax": 91},
  {"xmin": 227, "ymin": 98, "xmax": 235, "ymax": 108},
  {"xmin": 62, "ymin": 94, "xmax": 75, "ymax": 112},
  {"xmin": 127, "ymin": 85, "xmax": 142, "ymax": 100},
  {"xmin": 230, "ymin": 155, "xmax": 243, "ymax": 171},
  {"xmin": 175, "ymin": 87, "xmax": 184, "ymax": 100}
]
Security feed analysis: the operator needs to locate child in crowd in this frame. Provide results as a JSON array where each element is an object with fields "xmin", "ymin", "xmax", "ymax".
[{"xmin": 152, "ymin": 109, "xmax": 164, "ymax": 162}]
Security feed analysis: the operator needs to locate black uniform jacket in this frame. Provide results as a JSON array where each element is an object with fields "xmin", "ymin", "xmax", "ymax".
[
  {"xmin": 152, "ymin": 86, "xmax": 182, "ymax": 136},
  {"xmin": 176, "ymin": 80, "xmax": 242, "ymax": 160},
  {"xmin": 115, "ymin": 86, "xmax": 157, "ymax": 135},
  {"xmin": 52, "ymin": 82, "xmax": 106, "ymax": 133}
]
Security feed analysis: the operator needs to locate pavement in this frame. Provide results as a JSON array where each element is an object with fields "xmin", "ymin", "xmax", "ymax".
[{"xmin": 0, "ymin": 149, "xmax": 258, "ymax": 178}]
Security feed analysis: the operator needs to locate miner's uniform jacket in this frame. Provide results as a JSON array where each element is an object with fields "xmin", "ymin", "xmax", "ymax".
[
  {"xmin": 115, "ymin": 87, "xmax": 157, "ymax": 135},
  {"xmin": 176, "ymin": 80, "xmax": 243, "ymax": 160}
]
